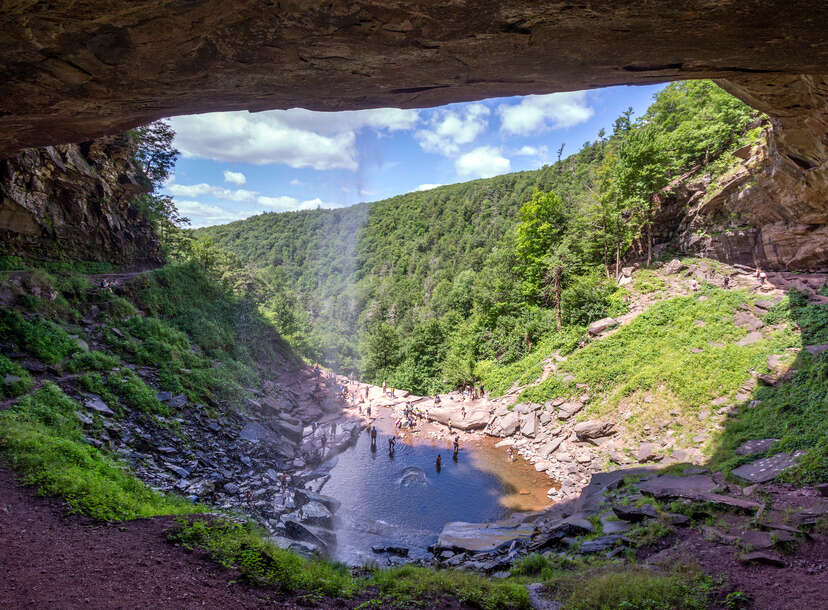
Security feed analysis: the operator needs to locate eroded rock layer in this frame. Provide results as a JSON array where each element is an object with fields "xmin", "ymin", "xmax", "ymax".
[
  {"xmin": 0, "ymin": 1, "xmax": 827, "ymax": 161},
  {"xmin": 0, "ymin": 136, "xmax": 160, "ymax": 265}
]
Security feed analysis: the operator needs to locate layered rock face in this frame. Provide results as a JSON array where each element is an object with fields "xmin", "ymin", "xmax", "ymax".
[
  {"xmin": 652, "ymin": 126, "xmax": 828, "ymax": 271},
  {"xmin": 0, "ymin": 136, "xmax": 160, "ymax": 265}
]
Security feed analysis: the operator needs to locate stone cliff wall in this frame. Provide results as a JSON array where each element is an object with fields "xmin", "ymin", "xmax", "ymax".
[
  {"xmin": 652, "ymin": 129, "xmax": 828, "ymax": 271},
  {"xmin": 0, "ymin": 136, "xmax": 161, "ymax": 265}
]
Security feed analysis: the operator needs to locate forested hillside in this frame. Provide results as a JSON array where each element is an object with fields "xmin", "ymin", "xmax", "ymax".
[{"xmin": 199, "ymin": 81, "xmax": 760, "ymax": 393}]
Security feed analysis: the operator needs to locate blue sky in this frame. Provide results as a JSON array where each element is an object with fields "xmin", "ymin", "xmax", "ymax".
[{"xmin": 164, "ymin": 83, "xmax": 667, "ymax": 228}]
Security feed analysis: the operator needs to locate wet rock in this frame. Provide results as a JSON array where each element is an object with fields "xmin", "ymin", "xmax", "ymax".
[
  {"xmin": 436, "ymin": 517, "xmax": 535, "ymax": 553},
  {"xmin": 588, "ymin": 317, "xmax": 617, "ymax": 336},
  {"xmin": 371, "ymin": 545, "xmax": 409, "ymax": 557},
  {"xmin": 612, "ymin": 504, "xmax": 657, "ymax": 522},
  {"xmin": 731, "ymin": 451, "xmax": 805, "ymax": 483},
  {"xmin": 735, "ymin": 438, "xmax": 778, "ymax": 456},
  {"xmin": 573, "ymin": 420, "xmax": 615, "ymax": 441},
  {"xmin": 84, "ymin": 395, "xmax": 114, "ymax": 416},
  {"xmin": 74, "ymin": 410, "xmax": 93, "ymax": 425},
  {"xmin": 300, "ymin": 501, "xmax": 333, "ymax": 528},
  {"xmin": 283, "ymin": 520, "xmax": 330, "ymax": 551}
]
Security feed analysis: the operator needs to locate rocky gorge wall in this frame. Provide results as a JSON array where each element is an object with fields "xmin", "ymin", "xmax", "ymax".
[
  {"xmin": 0, "ymin": 136, "xmax": 161, "ymax": 266},
  {"xmin": 653, "ymin": 127, "xmax": 828, "ymax": 271}
]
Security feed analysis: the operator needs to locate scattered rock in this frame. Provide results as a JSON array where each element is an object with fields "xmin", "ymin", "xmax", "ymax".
[
  {"xmin": 84, "ymin": 395, "xmax": 114, "ymax": 416},
  {"xmin": 578, "ymin": 534, "xmax": 625, "ymax": 553},
  {"xmin": 739, "ymin": 551, "xmax": 786, "ymax": 567},
  {"xmin": 588, "ymin": 317, "xmax": 618, "ymax": 336},
  {"xmin": 573, "ymin": 420, "xmax": 615, "ymax": 441},
  {"xmin": 662, "ymin": 259, "xmax": 686, "ymax": 275},
  {"xmin": 556, "ymin": 401, "xmax": 583, "ymax": 420},
  {"xmin": 735, "ymin": 438, "xmax": 778, "ymax": 456},
  {"xmin": 736, "ymin": 331, "xmax": 763, "ymax": 346},
  {"xmin": 156, "ymin": 391, "xmax": 172, "ymax": 402},
  {"xmin": 222, "ymin": 482, "xmax": 240, "ymax": 495},
  {"xmin": 612, "ymin": 504, "xmax": 657, "ymax": 523},
  {"xmin": 753, "ymin": 299, "xmax": 776, "ymax": 310},
  {"xmin": 731, "ymin": 451, "xmax": 805, "ymax": 483},
  {"xmin": 521, "ymin": 412, "xmax": 538, "ymax": 438},
  {"xmin": 436, "ymin": 518, "xmax": 535, "ymax": 553},
  {"xmin": 74, "ymin": 411, "xmax": 93, "ymax": 425},
  {"xmin": 371, "ymin": 545, "xmax": 409, "ymax": 557},
  {"xmin": 498, "ymin": 411, "xmax": 520, "ymax": 437},
  {"xmin": 733, "ymin": 311, "xmax": 764, "ymax": 331}
]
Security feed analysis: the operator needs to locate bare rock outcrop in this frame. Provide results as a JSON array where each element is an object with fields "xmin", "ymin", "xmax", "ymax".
[{"xmin": 0, "ymin": 135, "xmax": 161, "ymax": 265}]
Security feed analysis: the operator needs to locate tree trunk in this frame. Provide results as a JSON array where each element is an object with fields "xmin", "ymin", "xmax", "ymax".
[
  {"xmin": 646, "ymin": 220, "xmax": 653, "ymax": 266},
  {"xmin": 554, "ymin": 266, "xmax": 562, "ymax": 332},
  {"xmin": 615, "ymin": 242, "xmax": 621, "ymax": 279},
  {"xmin": 602, "ymin": 219, "xmax": 610, "ymax": 278}
]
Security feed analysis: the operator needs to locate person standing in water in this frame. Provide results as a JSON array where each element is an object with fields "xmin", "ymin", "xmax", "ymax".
[
  {"xmin": 436, "ymin": 453, "xmax": 442, "ymax": 472},
  {"xmin": 452, "ymin": 436, "xmax": 459, "ymax": 462}
]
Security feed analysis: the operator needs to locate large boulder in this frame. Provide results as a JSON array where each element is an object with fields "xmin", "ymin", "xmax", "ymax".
[
  {"xmin": 521, "ymin": 412, "xmax": 538, "ymax": 438},
  {"xmin": 557, "ymin": 401, "xmax": 584, "ymax": 420},
  {"xmin": 573, "ymin": 420, "xmax": 615, "ymax": 441},
  {"xmin": 497, "ymin": 411, "xmax": 520, "ymax": 437},
  {"xmin": 588, "ymin": 317, "xmax": 618, "ymax": 336}
]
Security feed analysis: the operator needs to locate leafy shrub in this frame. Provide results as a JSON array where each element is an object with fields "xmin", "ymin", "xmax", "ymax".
[
  {"xmin": 65, "ymin": 350, "xmax": 119, "ymax": 373},
  {"xmin": 561, "ymin": 271, "xmax": 627, "ymax": 326}
]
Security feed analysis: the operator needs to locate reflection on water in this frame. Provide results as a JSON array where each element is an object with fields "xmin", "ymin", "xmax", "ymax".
[{"xmin": 320, "ymin": 419, "xmax": 552, "ymax": 564}]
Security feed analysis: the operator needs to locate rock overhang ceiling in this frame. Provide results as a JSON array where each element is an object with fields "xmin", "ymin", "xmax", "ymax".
[{"xmin": 0, "ymin": 1, "xmax": 826, "ymax": 162}]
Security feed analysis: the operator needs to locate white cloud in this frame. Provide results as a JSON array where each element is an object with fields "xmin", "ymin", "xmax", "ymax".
[
  {"xmin": 223, "ymin": 170, "xmax": 246, "ymax": 185},
  {"xmin": 415, "ymin": 103, "xmax": 490, "ymax": 157},
  {"xmin": 289, "ymin": 178, "xmax": 303, "ymax": 186},
  {"xmin": 174, "ymin": 200, "xmax": 259, "ymax": 228},
  {"xmin": 498, "ymin": 92, "xmax": 593, "ymax": 135},
  {"xmin": 169, "ymin": 107, "xmax": 419, "ymax": 171},
  {"xmin": 514, "ymin": 145, "xmax": 549, "ymax": 157},
  {"xmin": 415, "ymin": 183, "xmax": 444, "ymax": 191},
  {"xmin": 167, "ymin": 182, "xmax": 258, "ymax": 203},
  {"xmin": 455, "ymin": 146, "xmax": 511, "ymax": 178}
]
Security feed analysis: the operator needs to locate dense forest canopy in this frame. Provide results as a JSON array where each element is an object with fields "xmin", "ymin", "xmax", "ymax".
[{"xmin": 195, "ymin": 81, "xmax": 759, "ymax": 394}]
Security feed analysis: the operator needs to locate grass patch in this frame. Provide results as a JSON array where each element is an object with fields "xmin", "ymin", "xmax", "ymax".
[
  {"xmin": 0, "ymin": 383, "xmax": 197, "ymax": 521},
  {"xmin": 0, "ymin": 354, "xmax": 34, "ymax": 398},
  {"xmin": 520, "ymin": 288, "xmax": 798, "ymax": 413},
  {"xmin": 0, "ymin": 308, "xmax": 80, "ymax": 365},
  {"xmin": 632, "ymin": 270, "xmax": 668, "ymax": 294},
  {"xmin": 548, "ymin": 565, "xmax": 713, "ymax": 610},
  {"xmin": 78, "ymin": 370, "xmax": 171, "ymax": 416},
  {"xmin": 65, "ymin": 350, "xmax": 120, "ymax": 373}
]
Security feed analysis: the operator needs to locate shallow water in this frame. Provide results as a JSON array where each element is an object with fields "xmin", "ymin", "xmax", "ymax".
[{"xmin": 319, "ymin": 415, "xmax": 552, "ymax": 564}]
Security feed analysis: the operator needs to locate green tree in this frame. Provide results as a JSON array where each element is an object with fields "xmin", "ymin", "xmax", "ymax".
[
  {"xmin": 515, "ymin": 189, "xmax": 567, "ymax": 301},
  {"xmin": 360, "ymin": 323, "xmax": 401, "ymax": 382}
]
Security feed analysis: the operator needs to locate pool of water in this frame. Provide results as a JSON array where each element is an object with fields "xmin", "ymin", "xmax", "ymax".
[{"xmin": 319, "ymin": 417, "xmax": 552, "ymax": 564}]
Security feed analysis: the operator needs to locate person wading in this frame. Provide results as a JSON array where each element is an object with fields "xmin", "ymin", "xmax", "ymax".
[{"xmin": 435, "ymin": 454, "xmax": 442, "ymax": 472}]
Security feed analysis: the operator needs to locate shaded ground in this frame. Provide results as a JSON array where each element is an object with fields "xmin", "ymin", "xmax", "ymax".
[{"xmin": 0, "ymin": 467, "xmax": 481, "ymax": 609}]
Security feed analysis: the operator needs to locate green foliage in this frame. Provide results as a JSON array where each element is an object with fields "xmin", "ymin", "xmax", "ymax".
[
  {"xmin": 0, "ymin": 308, "xmax": 79, "ymax": 365},
  {"xmin": 0, "ymin": 354, "xmax": 33, "ymax": 398},
  {"xmin": 194, "ymin": 81, "xmax": 758, "ymax": 394},
  {"xmin": 65, "ymin": 350, "xmax": 119, "ymax": 373},
  {"xmin": 168, "ymin": 519, "xmax": 356, "ymax": 597},
  {"xmin": 521, "ymin": 288, "xmax": 798, "ymax": 409},
  {"xmin": 0, "ymin": 383, "xmax": 197, "ymax": 521},
  {"xmin": 550, "ymin": 566, "xmax": 712, "ymax": 610}
]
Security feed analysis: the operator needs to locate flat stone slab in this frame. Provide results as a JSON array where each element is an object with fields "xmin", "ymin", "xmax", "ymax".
[
  {"xmin": 84, "ymin": 394, "xmax": 114, "ymax": 416},
  {"xmin": 735, "ymin": 438, "xmax": 778, "ymax": 456},
  {"xmin": 638, "ymin": 474, "xmax": 717, "ymax": 495},
  {"xmin": 732, "ymin": 451, "xmax": 805, "ymax": 483},
  {"xmin": 739, "ymin": 551, "xmax": 786, "ymax": 567},
  {"xmin": 436, "ymin": 518, "xmax": 535, "ymax": 553},
  {"xmin": 736, "ymin": 331, "xmax": 763, "ymax": 346},
  {"xmin": 428, "ymin": 405, "xmax": 490, "ymax": 431},
  {"xmin": 804, "ymin": 343, "xmax": 828, "ymax": 356}
]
